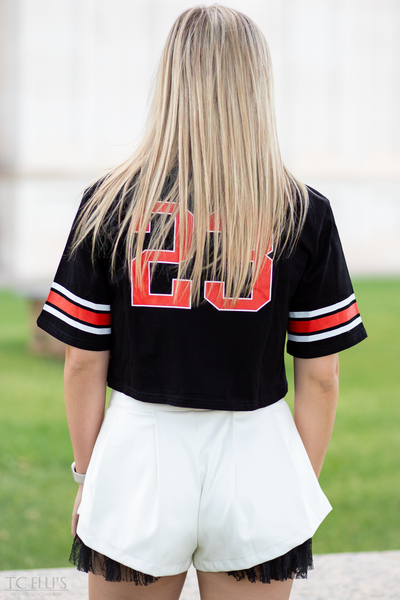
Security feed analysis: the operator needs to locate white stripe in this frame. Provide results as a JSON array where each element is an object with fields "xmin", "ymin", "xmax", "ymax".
[
  {"xmin": 287, "ymin": 316, "xmax": 362, "ymax": 343},
  {"xmin": 289, "ymin": 293, "xmax": 356, "ymax": 319},
  {"xmin": 43, "ymin": 304, "xmax": 111, "ymax": 335},
  {"xmin": 52, "ymin": 282, "xmax": 111, "ymax": 312}
]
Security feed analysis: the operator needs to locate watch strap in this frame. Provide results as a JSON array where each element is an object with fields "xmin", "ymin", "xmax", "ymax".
[{"xmin": 71, "ymin": 461, "xmax": 86, "ymax": 484}]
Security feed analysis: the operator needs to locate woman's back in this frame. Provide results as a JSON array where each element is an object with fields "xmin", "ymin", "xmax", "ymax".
[{"xmin": 37, "ymin": 183, "xmax": 365, "ymax": 411}]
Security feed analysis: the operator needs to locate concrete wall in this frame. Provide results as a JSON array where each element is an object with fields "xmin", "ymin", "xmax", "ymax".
[{"xmin": 0, "ymin": 0, "xmax": 399, "ymax": 289}]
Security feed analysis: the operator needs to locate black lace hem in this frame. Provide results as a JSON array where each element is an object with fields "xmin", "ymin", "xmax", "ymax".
[
  {"xmin": 226, "ymin": 538, "xmax": 313, "ymax": 583},
  {"xmin": 69, "ymin": 534, "xmax": 313, "ymax": 585},
  {"xmin": 69, "ymin": 535, "xmax": 161, "ymax": 585}
]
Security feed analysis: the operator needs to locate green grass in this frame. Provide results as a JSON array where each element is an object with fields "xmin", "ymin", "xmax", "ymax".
[
  {"xmin": 0, "ymin": 290, "xmax": 73, "ymax": 569},
  {"xmin": 0, "ymin": 280, "xmax": 399, "ymax": 569}
]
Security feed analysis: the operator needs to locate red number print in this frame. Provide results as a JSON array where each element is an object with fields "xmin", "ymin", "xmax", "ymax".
[
  {"xmin": 203, "ymin": 251, "xmax": 273, "ymax": 312},
  {"xmin": 203, "ymin": 214, "xmax": 273, "ymax": 312},
  {"xmin": 131, "ymin": 206, "xmax": 273, "ymax": 311},
  {"xmin": 131, "ymin": 203, "xmax": 193, "ymax": 309}
]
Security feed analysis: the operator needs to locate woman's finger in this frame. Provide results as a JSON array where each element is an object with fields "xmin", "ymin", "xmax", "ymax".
[{"xmin": 71, "ymin": 485, "xmax": 83, "ymax": 537}]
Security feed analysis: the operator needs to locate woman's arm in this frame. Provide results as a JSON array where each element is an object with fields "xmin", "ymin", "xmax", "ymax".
[
  {"xmin": 293, "ymin": 354, "xmax": 339, "ymax": 479},
  {"xmin": 64, "ymin": 345, "xmax": 110, "ymax": 535}
]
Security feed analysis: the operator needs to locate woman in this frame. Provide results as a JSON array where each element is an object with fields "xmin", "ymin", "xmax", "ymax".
[{"xmin": 37, "ymin": 5, "xmax": 367, "ymax": 600}]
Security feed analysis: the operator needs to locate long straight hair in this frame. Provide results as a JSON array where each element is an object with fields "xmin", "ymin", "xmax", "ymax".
[{"xmin": 72, "ymin": 4, "xmax": 308, "ymax": 305}]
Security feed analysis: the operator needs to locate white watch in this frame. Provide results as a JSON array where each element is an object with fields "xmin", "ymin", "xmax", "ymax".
[{"xmin": 71, "ymin": 461, "xmax": 86, "ymax": 484}]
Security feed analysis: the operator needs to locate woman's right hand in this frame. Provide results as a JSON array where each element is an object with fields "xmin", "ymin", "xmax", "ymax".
[{"xmin": 71, "ymin": 484, "xmax": 84, "ymax": 537}]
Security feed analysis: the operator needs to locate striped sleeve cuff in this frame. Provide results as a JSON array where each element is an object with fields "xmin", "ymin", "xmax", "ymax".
[
  {"xmin": 287, "ymin": 293, "xmax": 360, "ymax": 343},
  {"xmin": 37, "ymin": 282, "xmax": 112, "ymax": 349}
]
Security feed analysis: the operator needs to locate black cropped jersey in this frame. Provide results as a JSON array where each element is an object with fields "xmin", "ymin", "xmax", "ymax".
[{"xmin": 37, "ymin": 185, "xmax": 367, "ymax": 411}]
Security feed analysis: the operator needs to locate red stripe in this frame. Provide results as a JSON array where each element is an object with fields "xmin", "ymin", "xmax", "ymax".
[
  {"xmin": 288, "ymin": 302, "xmax": 359, "ymax": 334},
  {"xmin": 47, "ymin": 291, "xmax": 111, "ymax": 326}
]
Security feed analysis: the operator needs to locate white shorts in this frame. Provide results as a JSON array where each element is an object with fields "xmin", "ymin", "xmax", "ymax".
[{"xmin": 77, "ymin": 390, "xmax": 331, "ymax": 577}]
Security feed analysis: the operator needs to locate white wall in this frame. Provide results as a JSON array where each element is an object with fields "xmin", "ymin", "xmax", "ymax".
[{"xmin": 0, "ymin": 0, "xmax": 399, "ymax": 288}]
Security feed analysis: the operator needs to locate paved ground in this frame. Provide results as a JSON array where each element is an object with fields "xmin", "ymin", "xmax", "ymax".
[{"xmin": 1, "ymin": 551, "xmax": 399, "ymax": 599}]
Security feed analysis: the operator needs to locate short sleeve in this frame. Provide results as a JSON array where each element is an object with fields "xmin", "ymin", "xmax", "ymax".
[
  {"xmin": 36, "ymin": 193, "xmax": 112, "ymax": 351},
  {"xmin": 286, "ymin": 199, "xmax": 367, "ymax": 358}
]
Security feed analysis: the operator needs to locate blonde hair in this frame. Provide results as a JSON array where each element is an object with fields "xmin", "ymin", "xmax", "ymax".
[{"xmin": 72, "ymin": 4, "xmax": 308, "ymax": 305}]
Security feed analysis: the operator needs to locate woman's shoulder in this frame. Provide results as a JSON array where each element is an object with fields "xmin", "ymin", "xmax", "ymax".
[
  {"xmin": 304, "ymin": 185, "xmax": 332, "ymax": 220},
  {"xmin": 290, "ymin": 185, "xmax": 337, "ymax": 258},
  {"xmin": 298, "ymin": 184, "xmax": 338, "ymax": 240},
  {"xmin": 80, "ymin": 174, "xmax": 113, "ymax": 206}
]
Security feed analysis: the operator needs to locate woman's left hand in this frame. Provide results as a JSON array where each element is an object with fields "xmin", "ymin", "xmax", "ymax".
[{"xmin": 71, "ymin": 484, "xmax": 84, "ymax": 537}]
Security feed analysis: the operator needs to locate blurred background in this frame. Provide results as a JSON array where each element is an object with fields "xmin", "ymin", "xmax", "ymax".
[
  {"xmin": 0, "ymin": 0, "xmax": 399, "ymax": 571},
  {"xmin": 1, "ymin": 0, "xmax": 400, "ymax": 291}
]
